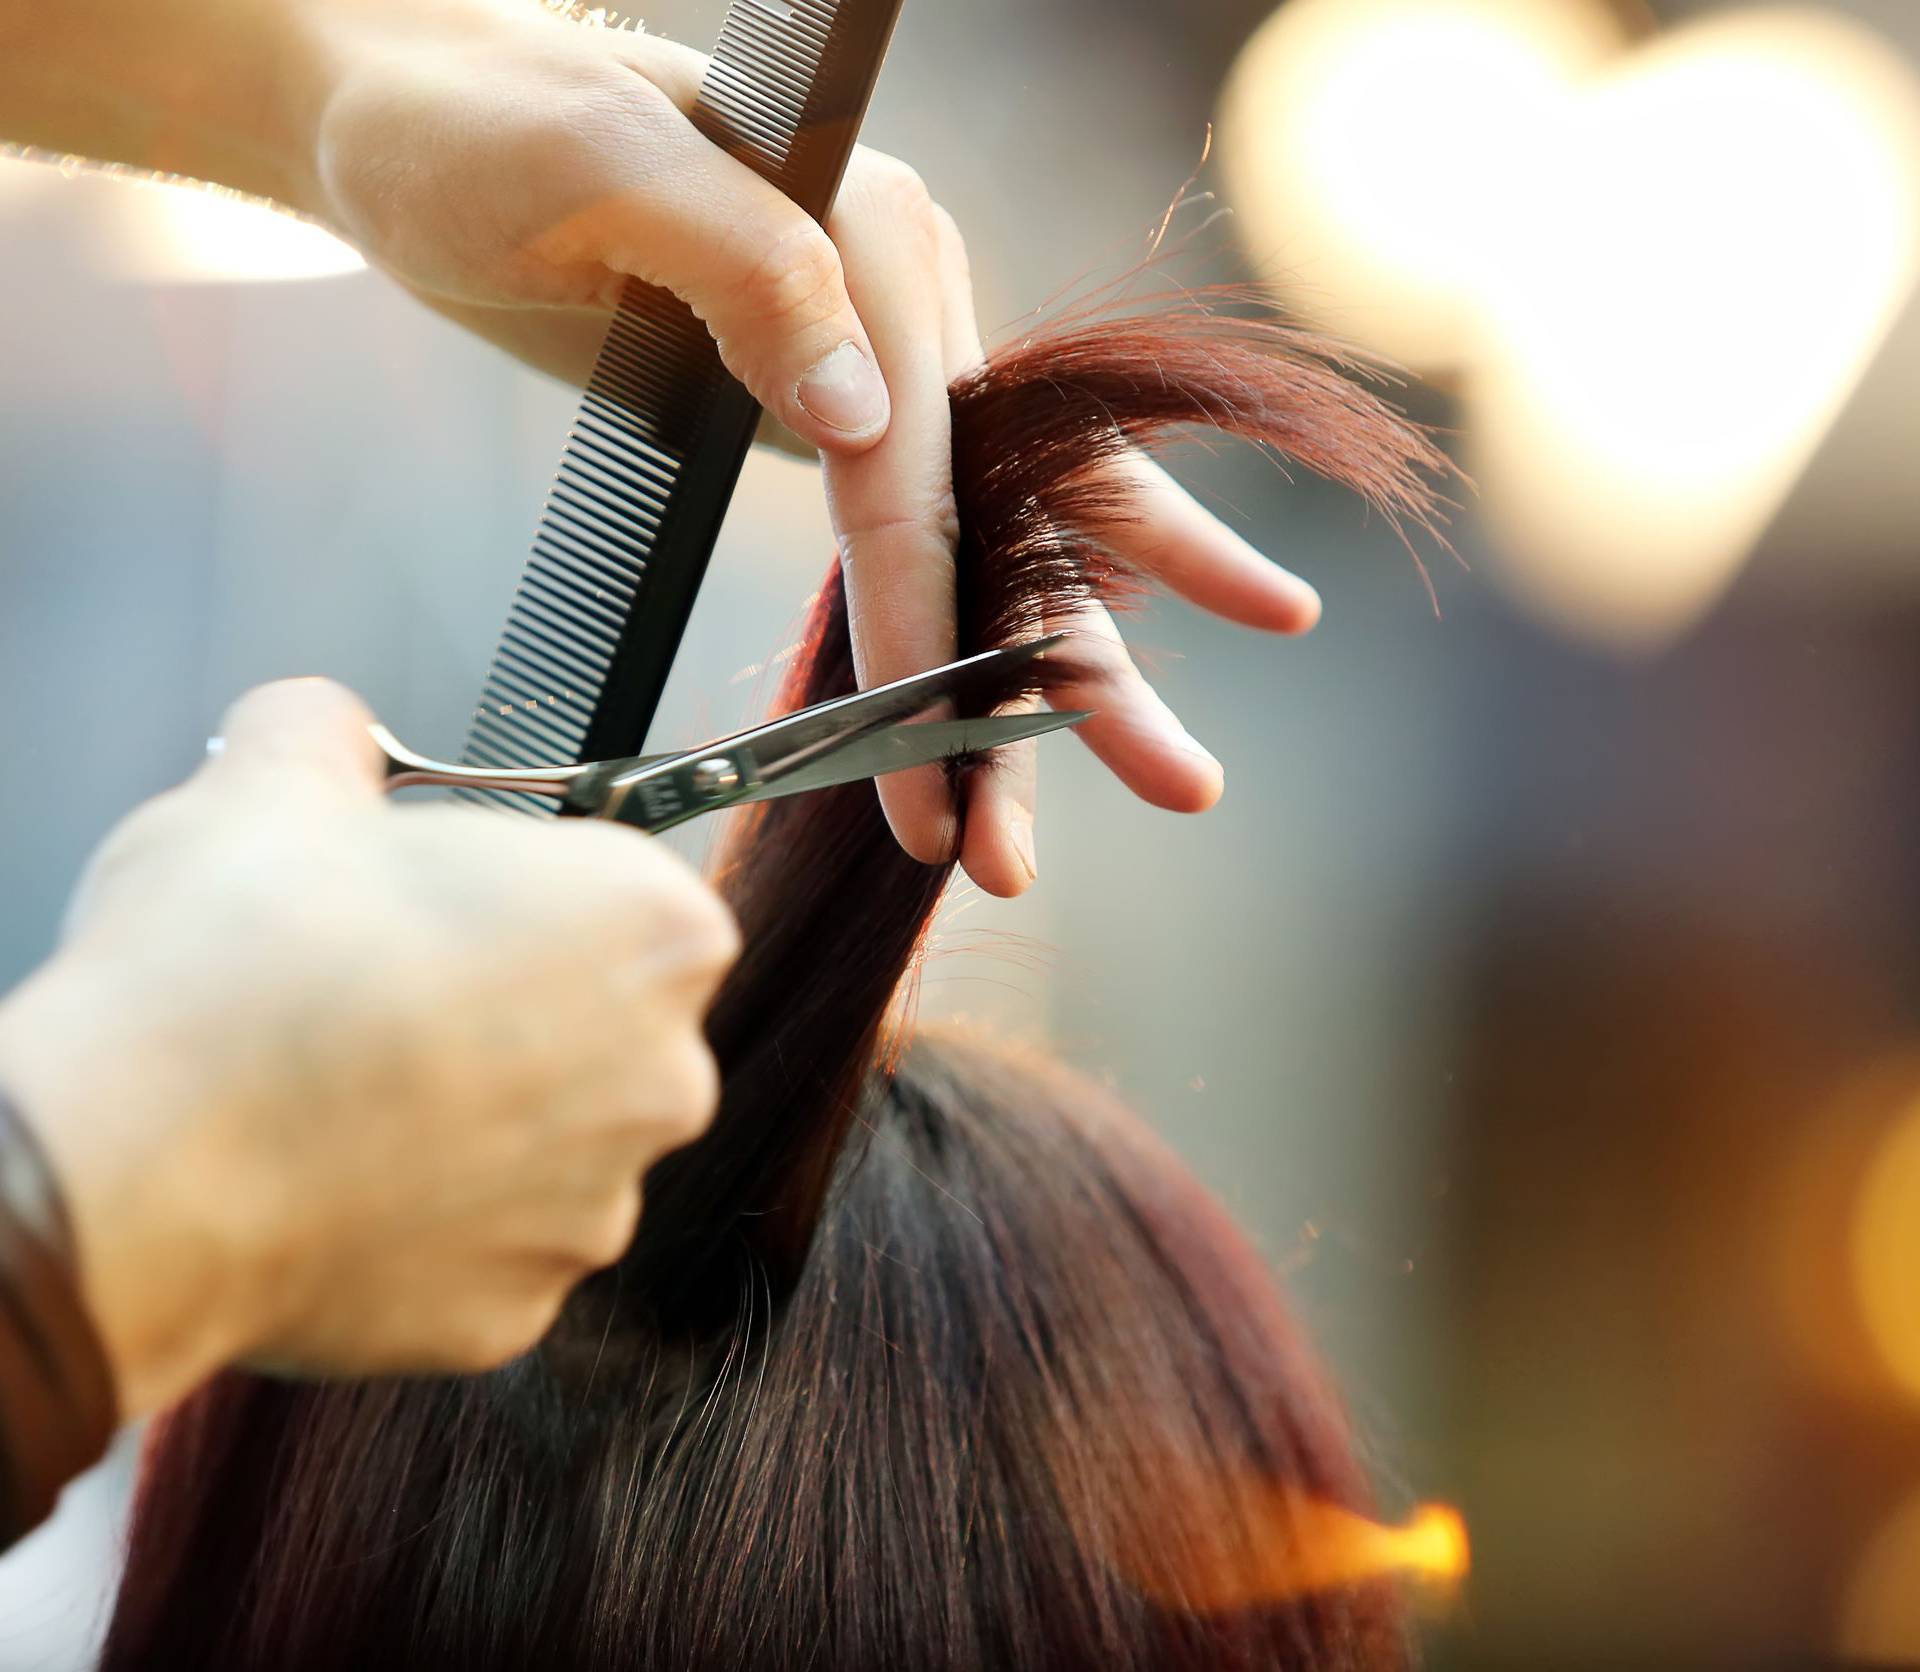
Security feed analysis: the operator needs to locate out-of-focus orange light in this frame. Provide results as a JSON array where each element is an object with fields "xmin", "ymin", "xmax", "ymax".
[
  {"xmin": 1116, "ymin": 1481, "xmax": 1470, "ymax": 1613},
  {"xmin": 1286, "ymin": 1495, "xmax": 1471, "ymax": 1595},
  {"xmin": 1838, "ymin": 1487, "xmax": 1920, "ymax": 1664},
  {"xmin": 1852, "ymin": 1099, "xmax": 1920, "ymax": 1401}
]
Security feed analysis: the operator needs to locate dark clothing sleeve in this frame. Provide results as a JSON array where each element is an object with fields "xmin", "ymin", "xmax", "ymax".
[{"xmin": 0, "ymin": 1089, "xmax": 117, "ymax": 1553}]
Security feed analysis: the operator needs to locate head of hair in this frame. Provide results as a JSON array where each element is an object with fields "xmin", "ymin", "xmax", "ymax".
[{"xmin": 101, "ymin": 287, "xmax": 1449, "ymax": 1672}]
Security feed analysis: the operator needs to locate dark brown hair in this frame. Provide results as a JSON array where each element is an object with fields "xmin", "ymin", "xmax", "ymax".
[{"xmin": 101, "ymin": 295, "xmax": 1449, "ymax": 1671}]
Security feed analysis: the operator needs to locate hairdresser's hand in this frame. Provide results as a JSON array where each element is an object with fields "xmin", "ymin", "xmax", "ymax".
[
  {"xmin": 298, "ymin": 5, "xmax": 1323, "ymax": 896},
  {"xmin": 308, "ymin": 4, "xmax": 893, "ymax": 453},
  {"xmin": 0, "ymin": 679, "xmax": 736, "ymax": 1419}
]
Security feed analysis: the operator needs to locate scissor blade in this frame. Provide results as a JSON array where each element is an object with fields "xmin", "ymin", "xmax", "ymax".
[
  {"xmin": 730, "ymin": 709, "xmax": 1090, "ymax": 807},
  {"xmin": 577, "ymin": 639, "xmax": 1076, "ymax": 833},
  {"xmin": 727, "ymin": 636, "xmax": 1067, "ymax": 777}
]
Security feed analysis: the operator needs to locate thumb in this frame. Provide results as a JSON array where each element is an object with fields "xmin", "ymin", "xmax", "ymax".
[
  {"xmin": 206, "ymin": 679, "xmax": 388, "ymax": 799},
  {"xmin": 543, "ymin": 37, "xmax": 892, "ymax": 453}
]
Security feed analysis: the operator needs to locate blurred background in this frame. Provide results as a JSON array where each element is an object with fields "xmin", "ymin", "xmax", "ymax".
[{"xmin": 2, "ymin": 0, "xmax": 1918, "ymax": 1664}]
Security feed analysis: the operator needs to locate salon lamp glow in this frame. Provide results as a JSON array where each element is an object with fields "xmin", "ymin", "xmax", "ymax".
[
  {"xmin": 1217, "ymin": 0, "xmax": 1636, "ymax": 376},
  {"xmin": 0, "ymin": 148, "xmax": 365, "ymax": 284},
  {"xmin": 1220, "ymin": 1, "xmax": 1920, "ymax": 649}
]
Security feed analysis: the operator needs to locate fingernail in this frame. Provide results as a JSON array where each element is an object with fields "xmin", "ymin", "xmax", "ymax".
[
  {"xmin": 1010, "ymin": 811, "xmax": 1038, "ymax": 884},
  {"xmin": 796, "ymin": 341, "xmax": 889, "ymax": 438}
]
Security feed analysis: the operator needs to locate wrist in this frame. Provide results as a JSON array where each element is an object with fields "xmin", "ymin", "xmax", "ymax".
[{"xmin": 0, "ymin": 954, "xmax": 290, "ymax": 1418}]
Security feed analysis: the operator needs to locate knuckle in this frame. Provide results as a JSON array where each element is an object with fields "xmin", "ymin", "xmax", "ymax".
[
  {"xmin": 929, "ymin": 203, "xmax": 976, "ymax": 298},
  {"xmin": 570, "ymin": 826, "xmax": 716, "ymax": 930},
  {"xmin": 446, "ymin": 1300, "xmax": 557, "ymax": 1372},
  {"xmin": 929, "ymin": 201, "xmax": 966, "ymax": 255},
  {"xmin": 578, "ymin": 854, "xmax": 738, "ymax": 991},
  {"xmin": 635, "ymin": 1037, "xmax": 721, "ymax": 1150},
  {"xmin": 676, "ymin": 1041, "xmax": 723, "ymax": 1134},
  {"xmin": 579, "ymin": 1187, "xmax": 643, "ymax": 1268},
  {"xmin": 728, "ymin": 223, "xmax": 847, "ymax": 336},
  {"xmin": 853, "ymin": 154, "xmax": 935, "ymax": 228},
  {"xmin": 691, "ymin": 895, "xmax": 743, "ymax": 974},
  {"xmin": 652, "ymin": 877, "xmax": 741, "ymax": 979},
  {"xmin": 605, "ymin": 65, "xmax": 680, "ymax": 127},
  {"xmin": 837, "ymin": 485, "xmax": 963, "ymax": 566},
  {"xmin": 926, "ymin": 485, "xmax": 963, "ymax": 554}
]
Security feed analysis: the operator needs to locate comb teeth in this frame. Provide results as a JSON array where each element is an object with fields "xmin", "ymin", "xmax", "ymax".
[
  {"xmin": 459, "ymin": 282, "xmax": 724, "ymax": 810},
  {"xmin": 702, "ymin": 0, "xmax": 838, "ymax": 178}
]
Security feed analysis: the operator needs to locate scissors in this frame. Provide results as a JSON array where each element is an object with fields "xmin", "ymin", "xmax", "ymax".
[{"xmin": 371, "ymin": 637, "xmax": 1088, "ymax": 835}]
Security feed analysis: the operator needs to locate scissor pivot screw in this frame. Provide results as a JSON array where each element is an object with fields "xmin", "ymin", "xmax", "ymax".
[{"xmin": 689, "ymin": 756, "xmax": 743, "ymax": 798}]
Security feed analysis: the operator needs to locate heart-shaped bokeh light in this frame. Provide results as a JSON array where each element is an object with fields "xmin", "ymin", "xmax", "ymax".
[
  {"xmin": 1220, "ymin": 1, "xmax": 1920, "ymax": 647},
  {"xmin": 1219, "ymin": 0, "xmax": 1638, "ymax": 374}
]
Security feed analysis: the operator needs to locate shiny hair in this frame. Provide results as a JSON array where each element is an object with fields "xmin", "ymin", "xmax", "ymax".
[{"xmin": 101, "ymin": 294, "xmax": 1449, "ymax": 1671}]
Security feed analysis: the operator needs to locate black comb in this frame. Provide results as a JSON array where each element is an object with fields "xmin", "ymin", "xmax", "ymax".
[{"xmin": 459, "ymin": 0, "xmax": 906, "ymax": 812}]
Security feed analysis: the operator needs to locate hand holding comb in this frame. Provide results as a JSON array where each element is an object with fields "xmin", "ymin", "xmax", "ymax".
[{"xmin": 461, "ymin": 0, "xmax": 908, "ymax": 810}]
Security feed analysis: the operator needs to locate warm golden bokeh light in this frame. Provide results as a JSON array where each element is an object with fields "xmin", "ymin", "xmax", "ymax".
[
  {"xmin": 1767, "ymin": 1057, "xmax": 1920, "ymax": 1406},
  {"xmin": 0, "ymin": 152, "xmax": 364, "ymax": 284},
  {"xmin": 1852, "ymin": 1097, "xmax": 1920, "ymax": 1401},
  {"xmin": 1217, "ymin": 0, "xmax": 1637, "ymax": 373},
  {"xmin": 1472, "ymin": 9, "xmax": 1920, "ymax": 648},
  {"xmin": 103, "ymin": 176, "xmax": 367, "ymax": 285},
  {"xmin": 1114, "ymin": 1480, "xmax": 1470, "ymax": 1614},
  {"xmin": 1220, "ymin": 2, "xmax": 1920, "ymax": 650},
  {"xmin": 1838, "ymin": 1487, "xmax": 1920, "ymax": 1664}
]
